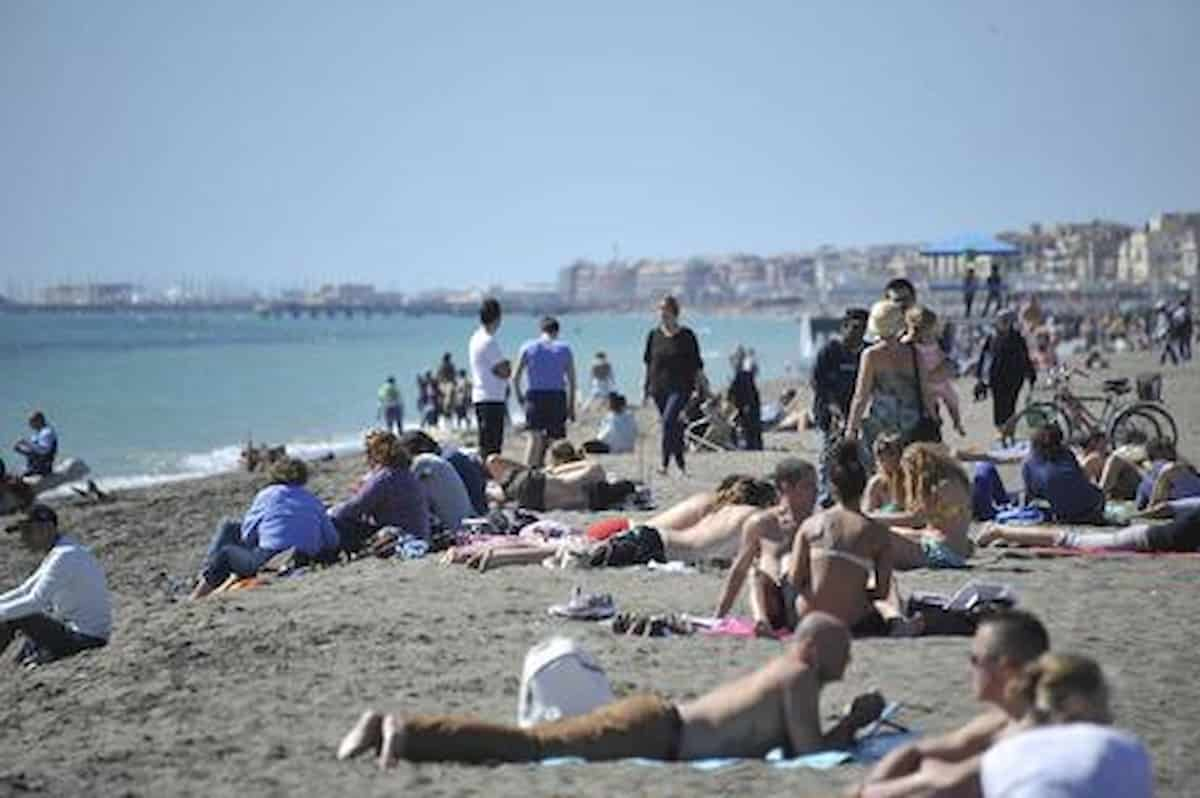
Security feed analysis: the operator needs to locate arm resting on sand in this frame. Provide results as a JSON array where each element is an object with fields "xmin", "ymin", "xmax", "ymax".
[{"xmin": 713, "ymin": 515, "xmax": 766, "ymax": 618}]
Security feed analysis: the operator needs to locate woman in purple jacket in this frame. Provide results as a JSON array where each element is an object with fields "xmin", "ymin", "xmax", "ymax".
[{"xmin": 330, "ymin": 430, "xmax": 431, "ymax": 554}]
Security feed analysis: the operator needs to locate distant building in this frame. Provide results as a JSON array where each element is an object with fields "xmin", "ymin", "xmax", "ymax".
[
  {"xmin": 1117, "ymin": 213, "xmax": 1200, "ymax": 285},
  {"xmin": 43, "ymin": 283, "xmax": 138, "ymax": 306}
]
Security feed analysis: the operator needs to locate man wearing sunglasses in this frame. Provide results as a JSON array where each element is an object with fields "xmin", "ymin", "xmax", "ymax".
[{"xmin": 859, "ymin": 609, "xmax": 1049, "ymax": 797}]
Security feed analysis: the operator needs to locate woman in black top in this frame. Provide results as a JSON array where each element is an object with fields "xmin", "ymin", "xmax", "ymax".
[{"xmin": 642, "ymin": 295, "xmax": 704, "ymax": 474}]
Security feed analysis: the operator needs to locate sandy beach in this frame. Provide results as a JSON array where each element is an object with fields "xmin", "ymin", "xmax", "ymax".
[{"xmin": 3, "ymin": 351, "xmax": 1199, "ymax": 797}]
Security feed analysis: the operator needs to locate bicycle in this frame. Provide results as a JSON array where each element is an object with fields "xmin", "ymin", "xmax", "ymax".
[{"xmin": 1005, "ymin": 366, "xmax": 1177, "ymax": 447}]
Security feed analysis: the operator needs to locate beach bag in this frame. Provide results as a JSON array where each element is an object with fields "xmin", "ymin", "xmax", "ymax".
[
  {"xmin": 905, "ymin": 345, "xmax": 943, "ymax": 446},
  {"xmin": 517, "ymin": 637, "xmax": 614, "ymax": 728},
  {"xmin": 907, "ymin": 581, "xmax": 1018, "ymax": 636}
]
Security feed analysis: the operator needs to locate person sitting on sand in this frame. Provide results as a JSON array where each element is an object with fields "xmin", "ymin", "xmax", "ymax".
[
  {"xmin": 711, "ymin": 459, "xmax": 815, "ymax": 620},
  {"xmin": 860, "ymin": 610, "xmax": 1050, "ymax": 797},
  {"xmin": 336, "ymin": 612, "xmax": 886, "ymax": 769},
  {"xmin": 485, "ymin": 441, "xmax": 617, "ymax": 512},
  {"xmin": 1021, "ymin": 423, "xmax": 1105, "ymax": 523},
  {"xmin": 872, "ymin": 443, "xmax": 974, "ymax": 569},
  {"xmin": 1, "ymin": 504, "xmax": 111, "ymax": 666},
  {"xmin": 581, "ymin": 393, "xmax": 638, "ymax": 454},
  {"xmin": 13, "ymin": 411, "xmax": 57, "ymax": 478},
  {"xmin": 1131, "ymin": 438, "xmax": 1200, "ymax": 511},
  {"xmin": 979, "ymin": 654, "xmax": 1152, "ymax": 798},
  {"xmin": 400, "ymin": 431, "xmax": 488, "ymax": 517},
  {"xmin": 863, "ymin": 434, "xmax": 903, "ymax": 513},
  {"xmin": 329, "ymin": 430, "xmax": 429, "ymax": 553},
  {"xmin": 756, "ymin": 442, "xmax": 920, "ymax": 638},
  {"xmin": 190, "ymin": 457, "xmax": 340, "ymax": 599}
]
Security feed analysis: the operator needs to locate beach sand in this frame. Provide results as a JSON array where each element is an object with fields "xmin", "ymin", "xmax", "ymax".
[{"xmin": 3, "ymin": 352, "xmax": 1199, "ymax": 797}]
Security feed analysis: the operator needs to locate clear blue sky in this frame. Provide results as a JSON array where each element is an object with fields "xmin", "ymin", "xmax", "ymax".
[{"xmin": 2, "ymin": 0, "xmax": 1197, "ymax": 295}]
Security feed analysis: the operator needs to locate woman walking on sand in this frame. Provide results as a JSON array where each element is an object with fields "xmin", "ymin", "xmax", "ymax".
[{"xmin": 642, "ymin": 295, "xmax": 704, "ymax": 476}]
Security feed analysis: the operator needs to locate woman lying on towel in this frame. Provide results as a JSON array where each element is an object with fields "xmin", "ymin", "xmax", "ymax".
[
  {"xmin": 754, "ymin": 441, "xmax": 921, "ymax": 637},
  {"xmin": 870, "ymin": 443, "xmax": 974, "ymax": 569}
]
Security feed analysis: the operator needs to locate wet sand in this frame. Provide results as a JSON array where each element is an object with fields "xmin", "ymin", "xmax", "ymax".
[{"xmin": 2, "ymin": 352, "xmax": 1199, "ymax": 797}]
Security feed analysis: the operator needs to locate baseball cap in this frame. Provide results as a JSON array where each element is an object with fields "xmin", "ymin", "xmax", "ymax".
[{"xmin": 4, "ymin": 503, "xmax": 58, "ymax": 533}]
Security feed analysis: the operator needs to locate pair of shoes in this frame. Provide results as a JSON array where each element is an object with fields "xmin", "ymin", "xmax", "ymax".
[
  {"xmin": 610, "ymin": 612, "xmax": 693, "ymax": 637},
  {"xmin": 548, "ymin": 586, "xmax": 616, "ymax": 620}
]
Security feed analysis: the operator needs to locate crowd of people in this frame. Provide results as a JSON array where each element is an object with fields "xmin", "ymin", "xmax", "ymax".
[{"xmin": 3, "ymin": 285, "xmax": 1183, "ymax": 796}]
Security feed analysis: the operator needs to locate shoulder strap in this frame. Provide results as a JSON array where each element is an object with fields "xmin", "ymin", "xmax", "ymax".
[{"xmin": 909, "ymin": 344, "xmax": 929, "ymax": 418}]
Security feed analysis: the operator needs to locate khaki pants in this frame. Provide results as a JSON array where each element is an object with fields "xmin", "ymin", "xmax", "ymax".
[{"xmin": 402, "ymin": 694, "xmax": 681, "ymax": 763}]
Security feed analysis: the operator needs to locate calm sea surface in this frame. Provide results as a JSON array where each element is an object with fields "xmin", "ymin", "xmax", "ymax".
[{"xmin": 0, "ymin": 310, "xmax": 812, "ymax": 487}]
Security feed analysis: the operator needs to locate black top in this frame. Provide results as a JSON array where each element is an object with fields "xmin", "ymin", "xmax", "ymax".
[
  {"xmin": 977, "ymin": 329, "xmax": 1035, "ymax": 387},
  {"xmin": 810, "ymin": 337, "xmax": 862, "ymax": 430},
  {"xmin": 643, "ymin": 327, "xmax": 703, "ymax": 397}
]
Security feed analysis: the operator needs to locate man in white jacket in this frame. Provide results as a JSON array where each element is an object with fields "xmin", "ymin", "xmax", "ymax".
[{"xmin": 0, "ymin": 504, "xmax": 111, "ymax": 666}]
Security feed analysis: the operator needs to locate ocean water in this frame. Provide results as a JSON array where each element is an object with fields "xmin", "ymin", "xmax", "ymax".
[{"xmin": 0, "ymin": 310, "xmax": 812, "ymax": 488}]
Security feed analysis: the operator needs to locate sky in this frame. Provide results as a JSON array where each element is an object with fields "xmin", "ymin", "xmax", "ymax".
[{"xmin": 2, "ymin": 0, "xmax": 1198, "ymax": 297}]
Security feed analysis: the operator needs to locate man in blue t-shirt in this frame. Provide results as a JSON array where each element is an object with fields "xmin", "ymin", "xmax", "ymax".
[{"xmin": 513, "ymin": 316, "xmax": 576, "ymax": 467}]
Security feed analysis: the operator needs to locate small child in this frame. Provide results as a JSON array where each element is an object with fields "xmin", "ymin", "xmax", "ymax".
[{"xmin": 907, "ymin": 306, "xmax": 966, "ymax": 437}]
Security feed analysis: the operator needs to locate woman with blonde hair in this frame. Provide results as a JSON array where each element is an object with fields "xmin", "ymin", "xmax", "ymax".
[
  {"xmin": 845, "ymin": 300, "xmax": 939, "ymax": 465},
  {"xmin": 878, "ymin": 442, "xmax": 974, "ymax": 569},
  {"xmin": 980, "ymin": 654, "xmax": 1152, "ymax": 797},
  {"xmin": 329, "ymin": 429, "xmax": 429, "ymax": 553}
]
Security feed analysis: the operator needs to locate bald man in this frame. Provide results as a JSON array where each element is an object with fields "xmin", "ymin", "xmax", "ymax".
[{"xmin": 338, "ymin": 613, "xmax": 884, "ymax": 769}]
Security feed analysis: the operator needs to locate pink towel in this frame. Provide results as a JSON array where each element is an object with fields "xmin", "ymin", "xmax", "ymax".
[{"xmin": 702, "ymin": 617, "xmax": 790, "ymax": 640}]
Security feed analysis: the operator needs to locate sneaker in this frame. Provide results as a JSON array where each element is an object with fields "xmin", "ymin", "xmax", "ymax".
[{"xmin": 549, "ymin": 586, "xmax": 616, "ymax": 620}]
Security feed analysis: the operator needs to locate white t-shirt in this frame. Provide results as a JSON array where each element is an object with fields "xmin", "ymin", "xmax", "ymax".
[
  {"xmin": 0, "ymin": 535, "xmax": 112, "ymax": 640},
  {"xmin": 469, "ymin": 327, "xmax": 508, "ymax": 403},
  {"xmin": 981, "ymin": 723, "xmax": 1152, "ymax": 798}
]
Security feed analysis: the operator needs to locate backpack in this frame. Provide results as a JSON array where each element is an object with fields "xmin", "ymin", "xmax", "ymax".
[{"xmin": 517, "ymin": 637, "xmax": 614, "ymax": 728}]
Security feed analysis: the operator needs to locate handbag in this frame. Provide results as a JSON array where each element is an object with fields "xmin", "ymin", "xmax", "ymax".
[{"xmin": 906, "ymin": 344, "xmax": 943, "ymax": 445}]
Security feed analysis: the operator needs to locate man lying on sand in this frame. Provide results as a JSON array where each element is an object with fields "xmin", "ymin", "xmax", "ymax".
[
  {"xmin": 859, "ymin": 609, "xmax": 1050, "ymax": 797},
  {"xmin": 751, "ymin": 442, "xmax": 919, "ymax": 637},
  {"xmin": 444, "ymin": 474, "xmax": 779, "ymax": 572},
  {"xmin": 484, "ymin": 442, "xmax": 630, "ymax": 512},
  {"xmin": 337, "ymin": 612, "xmax": 885, "ymax": 768}
]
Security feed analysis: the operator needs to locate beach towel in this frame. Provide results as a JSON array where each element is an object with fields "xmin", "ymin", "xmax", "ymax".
[{"xmin": 692, "ymin": 616, "xmax": 790, "ymax": 640}]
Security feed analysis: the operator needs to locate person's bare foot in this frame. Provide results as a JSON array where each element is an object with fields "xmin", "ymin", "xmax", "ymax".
[
  {"xmin": 337, "ymin": 710, "xmax": 383, "ymax": 760},
  {"xmin": 189, "ymin": 577, "xmax": 214, "ymax": 601},
  {"xmin": 975, "ymin": 522, "xmax": 1001, "ymax": 547},
  {"xmin": 378, "ymin": 713, "xmax": 407, "ymax": 769}
]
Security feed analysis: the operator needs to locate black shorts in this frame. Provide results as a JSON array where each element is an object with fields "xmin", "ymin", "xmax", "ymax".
[
  {"xmin": 501, "ymin": 466, "xmax": 547, "ymax": 512},
  {"xmin": 474, "ymin": 401, "xmax": 506, "ymax": 456},
  {"xmin": 590, "ymin": 525, "xmax": 666, "ymax": 567},
  {"xmin": 1146, "ymin": 508, "xmax": 1200, "ymax": 552},
  {"xmin": 525, "ymin": 390, "xmax": 568, "ymax": 439}
]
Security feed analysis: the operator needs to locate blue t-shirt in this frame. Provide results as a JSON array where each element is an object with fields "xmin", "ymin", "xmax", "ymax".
[
  {"xmin": 1136, "ymin": 461, "xmax": 1200, "ymax": 510},
  {"xmin": 1022, "ymin": 453, "xmax": 1103, "ymax": 522},
  {"xmin": 520, "ymin": 336, "xmax": 573, "ymax": 392}
]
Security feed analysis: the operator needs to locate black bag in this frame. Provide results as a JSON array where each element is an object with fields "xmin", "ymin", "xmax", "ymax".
[{"xmin": 905, "ymin": 344, "xmax": 943, "ymax": 445}]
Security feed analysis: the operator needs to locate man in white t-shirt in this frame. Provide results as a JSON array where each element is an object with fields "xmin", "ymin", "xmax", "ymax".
[
  {"xmin": 980, "ymin": 723, "xmax": 1152, "ymax": 797},
  {"xmin": 0, "ymin": 504, "xmax": 111, "ymax": 666},
  {"xmin": 468, "ymin": 298, "xmax": 512, "ymax": 456}
]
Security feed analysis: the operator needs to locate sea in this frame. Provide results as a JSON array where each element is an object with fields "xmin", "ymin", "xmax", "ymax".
[{"xmin": 0, "ymin": 310, "xmax": 815, "ymax": 490}]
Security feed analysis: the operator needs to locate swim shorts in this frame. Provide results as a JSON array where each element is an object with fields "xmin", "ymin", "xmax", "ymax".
[
  {"xmin": 502, "ymin": 467, "xmax": 547, "ymax": 511},
  {"xmin": 920, "ymin": 537, "xmax": 969, "ymax": 569},
  {"xmin": 589, "ymin": 525, "xmax": 666, "ymax": 567}
]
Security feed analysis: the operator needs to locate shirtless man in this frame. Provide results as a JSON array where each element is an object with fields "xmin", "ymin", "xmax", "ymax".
[
  {"xmin": 714, "ymin": 458, "xmax": 816, "ymax": 620},
  {"xmin": 776, "ymin": 441, "xmax": 918, "ymax": 637},
  {"xmin": 859, "ymin": 609, "xmax": 1050, "ymax": 797},
  {"xmin": 336, "ymin": 613, "xmax": 885, "ymax": 768}
]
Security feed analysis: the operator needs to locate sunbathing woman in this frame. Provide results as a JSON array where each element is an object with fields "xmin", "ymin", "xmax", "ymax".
[
  {"xmin": 444, "ymin": 475, "xmax": 779, "ymax": 572},
  {"xmin": 872, "ymin": 443, "xmax": 974, "ymax": 569},
  {"xmin": 751, "ymin": 442, "xmax": 919, "ymax": 636}
]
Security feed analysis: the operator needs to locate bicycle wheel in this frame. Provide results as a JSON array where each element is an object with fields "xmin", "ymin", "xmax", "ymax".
[
  {"xmin": 1007, "ymin": 402, "xmax": 1076, "ymax": 447},
  {"xmin": 1127, "ymin": 402, "xmax": 1178, "ymax": 445},
  {"xmin": 1108, "ymin": 408, "xmax": 1163, "ymax": 447}
]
